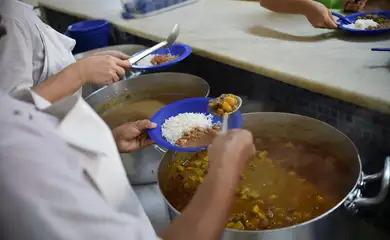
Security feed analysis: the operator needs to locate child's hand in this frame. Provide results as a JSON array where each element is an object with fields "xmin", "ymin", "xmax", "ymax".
[{"xmin": 304, "ymin": 1, "xmax": 338, "ymax": 29}]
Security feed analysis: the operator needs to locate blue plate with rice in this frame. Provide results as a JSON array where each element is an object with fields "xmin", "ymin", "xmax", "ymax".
[
  {"xmin": 148, "ymin": 97, "xmax": 243, "ymax": 152},
  {"xmin": 131, "ymin": 43, "xmax": 192, "ymax": 70},
  {"xmin": 334, "ymin": 10, "xmax": 390, "ymax": 35}
]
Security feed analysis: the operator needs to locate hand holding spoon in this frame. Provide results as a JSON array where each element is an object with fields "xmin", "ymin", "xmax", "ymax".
[{"xmin": 180, "ymin": 95, "xmax": 242, "ymax": 166}]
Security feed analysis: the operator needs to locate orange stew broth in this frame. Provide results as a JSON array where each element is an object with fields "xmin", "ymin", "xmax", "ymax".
[{"xmin": 161, "ymin": 137, "xmax": 348, "ymax": 230}]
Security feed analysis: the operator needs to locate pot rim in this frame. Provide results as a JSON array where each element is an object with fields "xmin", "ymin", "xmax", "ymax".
[
  {"xmin": 157, "ymin": 112, "xmax": 363, "ymax": 233},
  {"xmin": 84, "ymin": 72, "xmax": 210, "ymax": 102}
]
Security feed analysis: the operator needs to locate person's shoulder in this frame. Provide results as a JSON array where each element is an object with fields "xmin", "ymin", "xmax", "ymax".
[
  {"xmin": 0, "ymin": 0, "xmax": 41, "ymax": 36},
  {"xmin": 1, "ymin": 0, "xmax": 36, "ymax": 18},
  {"xmin": 0, "ymin": 93, "xmax": 60, "ymax": 151}
]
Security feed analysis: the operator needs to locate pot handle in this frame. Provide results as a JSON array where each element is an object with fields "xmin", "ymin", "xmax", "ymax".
[
  {"xmin": 346, "ymin": 156, "xmax": 390, "ymax": 211},
  {"xmin": 153, "ymin": 144, "xmax": 167, "ymax": 153}
]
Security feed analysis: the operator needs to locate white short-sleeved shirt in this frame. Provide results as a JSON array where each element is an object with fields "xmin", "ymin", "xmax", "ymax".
[
  {"xmin": 0, "ymin": 90, "xmax": 159, "ymax": 240},
  {"xmin": 0, "ymin": 0, "xmax": 79, "ymax": 95}
]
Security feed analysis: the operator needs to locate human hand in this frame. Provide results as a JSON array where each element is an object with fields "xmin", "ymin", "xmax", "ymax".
[
  {"xmin": 76, "ymin": 55, "xmax": 131, "ymax": 85},
  {"xmin": 112, "ymin": 120, "xmax": 157, "ymax": 153},
  {"xmin": 303, "ymin": 1, "xmax": 338, "ymax": 29},
  {"xmin": 89, "ymin": 50, "xmax": 130, "ymax": 60},
  {"xmin": 208, "ymin": 129, "xmax": 255, "ymax": 178}
]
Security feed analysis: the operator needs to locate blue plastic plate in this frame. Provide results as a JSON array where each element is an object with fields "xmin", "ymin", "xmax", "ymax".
[
  {"xmin": 132, "ymin": 43, "xmax": 192, "ymax": 70},
  {"xmin": 336, "ymin": 10, "xmax": 390, "ymax": 35},
  {"xmin": 371, "ymin": 48, "xmax": 390, "ymax": 52},
  {"xmin": 148, "ymin": 97, "xmax": 243, "ymax": 152}
]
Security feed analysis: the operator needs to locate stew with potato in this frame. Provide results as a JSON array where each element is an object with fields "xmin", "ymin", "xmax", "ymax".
[
  {"xmin": 162, "ymin": 137, "xmax": 348, "ymax": 230},
  {"xmin": 208, "ymin": 94, "xmax": 239, "ymax": 116}
]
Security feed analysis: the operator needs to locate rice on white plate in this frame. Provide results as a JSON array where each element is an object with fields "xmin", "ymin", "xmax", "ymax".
[{"xmin": 161, "ymin": 113, "xmax": 214, "ymax": 145}]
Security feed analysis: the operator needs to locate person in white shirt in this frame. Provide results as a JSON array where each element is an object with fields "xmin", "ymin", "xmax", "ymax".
[
  {"xmin": 0, "ymin": 17, "xmax": 256, "ymax": 240},
  {"xmin": 0, "ymin": 0, "xmax": 131, "ymax": 102}
]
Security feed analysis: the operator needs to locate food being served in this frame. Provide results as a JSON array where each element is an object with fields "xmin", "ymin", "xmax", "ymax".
[
  {"xmin": 175, "ymin": 125, "xmax": 221, "ymax": 147},
  {"xmin": 161, "ymin": 113, "xmax": 220, "ymax": 148},
  {"xmin": 162, "ymin": 138, "xmax": 349, "ymax": 230},
  {"xmin": 358, "ymin": 13, "xmax": 390, "ymax": 29},
  {"xmin": 151, "ymin": 54, "xmax": 179, "ymax": 65},
  {"xmin": 344, "ymin": 14, "xmax": 390, "ymax": 30},
  {"xmin": 208, "ymin": 94, "xmax": 239, "ymax": 116},
  {"xmin": 136, "ymin": 54, "xmax": 179, "ymax": 66},
  {"xmin": 344, "ymin": 18, "xmax": 379, "ymax": 29}
]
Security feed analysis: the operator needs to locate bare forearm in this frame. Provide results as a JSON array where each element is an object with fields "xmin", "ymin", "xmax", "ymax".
[
  {"xmin": 161, "ymin": 168, "xmax": 238, "ymax": 240},
  {"xmin": 259, "ymin": 0, "xmax": 313, "ymax": 15},
  {"xmin": 32, "ymin": 63, "xmax": 85, "ymax": 102}
]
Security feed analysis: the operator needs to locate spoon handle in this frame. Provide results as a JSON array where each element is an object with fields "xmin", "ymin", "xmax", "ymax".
[
  {"xmin": 221, "ymin": 114, "xmax": 229, "ymax": 134},
  {"xmin": 129, "ymin": 40, "xmax": 168, "ymax": 65},
  {"xmin": 331, "ymin": 12, "xmax": 353, "ymax": 24}
]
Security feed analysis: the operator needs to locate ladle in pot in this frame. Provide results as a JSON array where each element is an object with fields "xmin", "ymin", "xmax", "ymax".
[{"xmin": 128, "ymin": 24, "xmax": 180, "ymax": 65}]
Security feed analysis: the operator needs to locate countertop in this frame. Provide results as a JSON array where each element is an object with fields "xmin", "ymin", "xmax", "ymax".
[{"xmin": 38, "ymin": 0, "xmax": 390, "ymax": 114}]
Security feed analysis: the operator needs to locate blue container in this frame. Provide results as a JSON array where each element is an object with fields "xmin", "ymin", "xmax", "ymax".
[
  {"xmin": 65, "ymin": 19, "xmax": 110, "ymax": 54},
  {"xmin": 148, "ymin": 97, "xmax": 243, "ymax": 152}
]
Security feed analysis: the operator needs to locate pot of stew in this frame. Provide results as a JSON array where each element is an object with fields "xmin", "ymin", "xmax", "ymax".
[
  {"xmin": 158, "ymin": 112, "xmax": 390, "ymax": 240},
  {"xmin": 85, "ymin": 72, "xmax": 210, "ymax": 184}
]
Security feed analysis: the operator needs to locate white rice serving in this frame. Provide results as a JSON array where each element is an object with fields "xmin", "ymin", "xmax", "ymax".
[
  {"xmin": 162, "ymin": 113, "xmax": 214, "ymax": 145},
  {"xmin": 344, "ymin": 19, "xmax": 379, "ymax": 30}
]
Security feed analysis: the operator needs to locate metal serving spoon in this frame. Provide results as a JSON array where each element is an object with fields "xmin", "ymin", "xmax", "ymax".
[
  {"xmin": 128, "ymin": 24, "xmax": 180, "ymax": 65},
  {"xmin": 181, "ymin": 95, "xmax": 242, "ymax": 166},
  {"xmin": 208, "ymin": 95, "xmax": 242, "ymax": 134}
]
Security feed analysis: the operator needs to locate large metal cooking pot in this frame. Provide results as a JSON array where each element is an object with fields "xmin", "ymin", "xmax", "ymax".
[
  {"xmin": 158, "ymin": 112, "xmax": 390, "ymax": 240},
  {"xmin": 86, "ymin": 72, "xmax": 209, "ymax": 184},
  {"xmin": 74, "ymin": 44, "xmax": 148, "ymax": 98}
]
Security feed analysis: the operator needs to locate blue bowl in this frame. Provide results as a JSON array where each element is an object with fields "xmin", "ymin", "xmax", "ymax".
[
  {"xmin": 336, "ymin": 10, "xmax": 390, "ymax": 35},
  {"xmin": 132, "ymin": 44, "xmax": 192, "ymax": 70},
  {"xmin": 148, "ymin": 97, "xmax": 243, "ymax": 152},
  {"xmin": 65, "ymin": 19, "xmax": 110, "ymax": 54}
]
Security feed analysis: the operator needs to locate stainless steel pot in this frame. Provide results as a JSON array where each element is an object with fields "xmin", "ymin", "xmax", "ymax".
[
  {"xmin": 74, "ymin": 44, "xmax": 148, "ymax": 98},
  {"xmin": 85, "ymin": 72, "xmax": 210, "ymax": 184},
  {"xmin": 158, "ymin": 112, "xmax": 390, "ymax": 240}
]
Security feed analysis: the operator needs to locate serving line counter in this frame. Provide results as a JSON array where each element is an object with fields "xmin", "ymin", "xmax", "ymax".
[{"xmin": 38, "ymin": 0, "xmax": 390, "ymax": 114}]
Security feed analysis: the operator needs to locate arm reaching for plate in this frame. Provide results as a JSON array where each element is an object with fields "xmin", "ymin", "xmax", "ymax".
[{"xmin": 259, "ymin": 0, "xmax": 338, "ymax": 29}]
